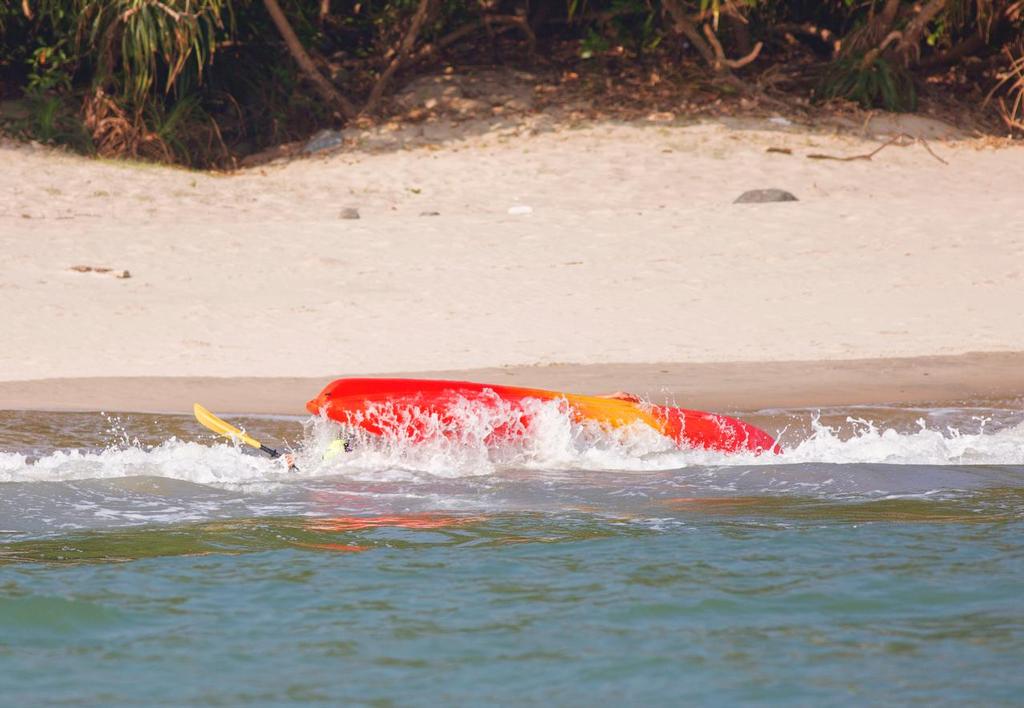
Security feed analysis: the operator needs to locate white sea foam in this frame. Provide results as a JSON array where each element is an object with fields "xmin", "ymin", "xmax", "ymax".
[
  {"xmin": 779, "ymin": 415, "xmax": 1024, "ymax": 466},
  {"xmin": 0, "ymin": 438, "xmax": 280, "ymax": 487},
  {"xmin": 1, "ymin": 401, "xmax": 1022, "ymax": 486}
]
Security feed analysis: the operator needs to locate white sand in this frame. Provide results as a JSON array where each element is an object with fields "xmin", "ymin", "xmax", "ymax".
[{"xmin": 1, "ymin": 118, "xmax": 1023, "ymax": 386}]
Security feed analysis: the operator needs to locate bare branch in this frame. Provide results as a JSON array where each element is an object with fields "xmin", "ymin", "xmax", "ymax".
[
  {"xmin": 478, "ymin": 11, "xmax": 535, "ymax": 55},
  {"xmin": 841, "ymin": 0, "xmax": 903, "ymax": 57},
  {"xmin": 918, "ymin": 31, "xmax": 985, "ymax": 69},
  {"xmin": 723, "ymin": 42, "xmax": 763, "ymax": 69},
  {"xmin": 411, "ymin": 14, "xmax": 534, "ymax": 66},
  {"xmin": 412, "ymin": 21, "xmax": 480, "ymax": 62},
  {"xmin": 859, "ymin": 30, "xmax": 902, "ymax": 70},
  {"xmin": 664, "ymin": 0, "xmax": 760, "ymax": 73},
  {"xmin": 362, "ymin": 0, "xmax": 433, "ymax": 115},
  {"xmin": 807, "ymin": 133, "xmax": 948, "ymax": 164},
  {"xmin": 702, "ymin": 23, "xmax": 762, "ymax": 69}
]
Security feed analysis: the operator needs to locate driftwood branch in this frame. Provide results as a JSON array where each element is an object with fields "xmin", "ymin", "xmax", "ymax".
[
  {"xmin": 362, "ymin": 0, "xmax": 433, "ymax": 115},
  {"xmin": 262, "ymin": 0, "xmax": 355, "ymax": 119},
  {"xmin": 807, "ymin": 134, "xmax": 948, "ymax": 165}
]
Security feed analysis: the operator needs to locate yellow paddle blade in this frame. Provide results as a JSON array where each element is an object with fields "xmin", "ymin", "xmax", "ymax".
[{"xmin": 193, "ymin": 403, "xmax": 263, "ymax": 451}]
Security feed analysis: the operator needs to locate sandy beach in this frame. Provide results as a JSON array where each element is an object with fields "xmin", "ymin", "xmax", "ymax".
[
  {"xmin": 2, "ymin": 116, "xmax": 1023, "ymax": 413},
  {"xmin": 1, "ymin": 353, "xmax": 1024, "ymax": 416}
]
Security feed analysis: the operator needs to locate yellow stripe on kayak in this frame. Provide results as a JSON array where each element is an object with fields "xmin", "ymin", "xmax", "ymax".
[{"xmin": 560, "ymin": 393, "xmax": 664, "ymax": 435}]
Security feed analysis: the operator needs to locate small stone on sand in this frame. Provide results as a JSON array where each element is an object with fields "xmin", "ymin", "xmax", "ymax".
[
  {"xmin": 339, "ymin": 208, "xmax": 360, "ymax": 219},
  {"xmin": 734, "ymin": 189, "xmax": 798, "ymax": 203}
]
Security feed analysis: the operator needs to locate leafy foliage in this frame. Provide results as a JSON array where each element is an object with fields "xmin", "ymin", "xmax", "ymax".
[
  {"xmin": 1, "ymin": 0, "xmax": 1021, "ymax": 167},
  {"xmin": 30, "ymin": 0, "xmax": 231, "ymax": 101}
]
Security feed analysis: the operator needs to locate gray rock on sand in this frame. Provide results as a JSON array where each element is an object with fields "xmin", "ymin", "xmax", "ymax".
[
  {"xmin": 303, "ymin": 130, "xmax": 344, "ymax": 155},
  {"xmin": 420, "ymin": 211, "xmax": 440, "ymax": 217},
  {"xmin": 734, "ymin": 189, "xmax": 798, "ymax": 203},
  {"xmin": 339, "ymin": 208, "xmax": 360, "ymax": 219}
]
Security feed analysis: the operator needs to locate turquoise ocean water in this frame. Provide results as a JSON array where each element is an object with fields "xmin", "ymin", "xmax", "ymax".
[{"xmin": 1, "ymin": 402, "xmax": 1022, "ymax": 705}]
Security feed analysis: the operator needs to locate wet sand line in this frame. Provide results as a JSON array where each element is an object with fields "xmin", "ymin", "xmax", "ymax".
[{"xmin": 1, "ymin": 351, "xmax": 1022, "ymax": 416}]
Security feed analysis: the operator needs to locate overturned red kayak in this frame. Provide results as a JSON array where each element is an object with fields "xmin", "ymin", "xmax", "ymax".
[{"xmin": 307, "ymin": 378, "xmax": 781, "ymax": 454}]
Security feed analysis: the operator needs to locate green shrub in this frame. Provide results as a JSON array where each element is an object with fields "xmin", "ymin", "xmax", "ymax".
[{"xmin": 816, "ymin": 54, "xmax": 917, "ymax": 112}]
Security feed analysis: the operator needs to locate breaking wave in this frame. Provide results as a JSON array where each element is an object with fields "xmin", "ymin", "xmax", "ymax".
[{"xmin": 1, "ymin": 399, "xmax": 1022, "ymax": 487}]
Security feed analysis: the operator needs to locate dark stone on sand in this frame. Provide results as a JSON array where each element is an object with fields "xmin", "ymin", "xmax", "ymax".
[
  {"xmin": 420, "ymin": 211, "xmax": 440, "ymax": 217},
  {"xmin": 339, "ymin": 208, "xmax": 360, "ymax": 220},
  {"xmin": 734, "ymin": 189, "xmax": 798, "ymax": 204}
]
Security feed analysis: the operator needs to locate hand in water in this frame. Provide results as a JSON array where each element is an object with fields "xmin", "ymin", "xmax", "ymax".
[
  {"xmin": 281, "ymin": 439, "xmax": 348, "ymax": 470},
  {"xmin": 597, "ymin": 391, "xmax": 641, "ymax": 403}
]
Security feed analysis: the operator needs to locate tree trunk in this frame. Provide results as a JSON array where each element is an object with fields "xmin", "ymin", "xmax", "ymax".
[
  {"xmin": 889, "ymin": 0, "xmax": 950, "ymax": 65},
  {"xmin": 362, "ymin": 0, "xmax": 434, "ymax": 115},
  {"xmin": 841, "ymin": 0, "xmax": 903, "ymax": 57},
  {"xmin": 262, "ymin": 0, "xmax": 355, "ymax": 119},
  {"xmin": 730, "ymin": 14, "xmax": 752, "ymax": 57},
  {"xmin": 663, "ymin": 0, "xmax": 719, "ymax": 69}
]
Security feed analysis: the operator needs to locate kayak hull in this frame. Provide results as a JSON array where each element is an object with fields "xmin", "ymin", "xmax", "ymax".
[{"xmin": 306, "ymin": 378, "xmax": 781, "ymax": 454}]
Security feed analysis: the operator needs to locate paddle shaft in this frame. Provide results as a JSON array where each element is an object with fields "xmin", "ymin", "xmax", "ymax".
[
  {"xmin": 193, "ymin": 403, "xmax": 294, "ymax": 468},
  {"xmin": 258, "ymin": 443, "xmax": 281, "ymax": 459}
]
